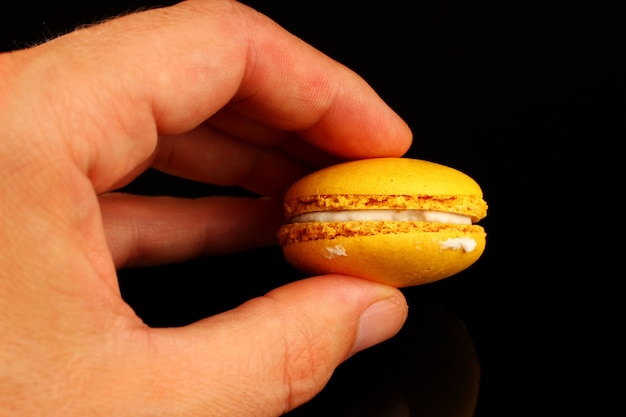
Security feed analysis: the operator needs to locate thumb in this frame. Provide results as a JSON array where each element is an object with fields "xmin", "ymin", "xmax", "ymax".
[{"xmin": 143, "ymin": 275, "xmax": 407, "ymax": 416}]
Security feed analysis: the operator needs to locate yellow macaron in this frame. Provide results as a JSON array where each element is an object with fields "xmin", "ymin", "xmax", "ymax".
[{"xmin": 277, "ymin": 157, "xmax": 488, "ymax": 287}]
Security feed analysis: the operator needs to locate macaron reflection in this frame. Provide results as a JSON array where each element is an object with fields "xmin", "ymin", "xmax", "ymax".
[
  {"xmin": 349, "ymin": 303, "xmax": 480, "ymax": 417},
  {"xmin": 286, "ymin": 302, "xmax": 480, "ymax": 417}
]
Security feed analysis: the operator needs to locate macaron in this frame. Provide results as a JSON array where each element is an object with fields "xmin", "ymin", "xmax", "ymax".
[{"xmin": 277, "ymin": 157, "xmax": 487, "ymax": 287}]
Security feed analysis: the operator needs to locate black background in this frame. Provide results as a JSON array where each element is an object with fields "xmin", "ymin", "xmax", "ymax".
[{"xmin": 2, "ymin": 1, "xmax": 625, "ymax": 416}]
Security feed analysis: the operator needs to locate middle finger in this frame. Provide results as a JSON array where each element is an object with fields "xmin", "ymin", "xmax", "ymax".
[{"xmin": 153, "ymin": 123, "xmax": 313, "ymax": 199}]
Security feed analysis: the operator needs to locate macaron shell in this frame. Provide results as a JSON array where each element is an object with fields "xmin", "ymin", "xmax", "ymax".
[
  {"xmin": 281, "ymin": 227, "xmax": 486, "ymax": 287},
  {"xmin": 284, "ymin": 157, "xmax": 484, "ymax": 201}
]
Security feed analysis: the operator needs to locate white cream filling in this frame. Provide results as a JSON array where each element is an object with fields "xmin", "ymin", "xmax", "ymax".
[
  {"xmin": 439, "ymin": 237, "xmax": 477, "ymax": 252},
  {"xmin": 324, "ymin": 245, "xmax": 347, "ymax": 259},
  {"xmin": 292, "ymin": 209, "xmax": 472, "ymax": 225}
]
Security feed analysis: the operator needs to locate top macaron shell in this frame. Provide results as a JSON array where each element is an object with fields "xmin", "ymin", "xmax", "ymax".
[
  {"xmin": 284, "ymin": 157, "xmax": 484, "ymax": 198},
  {"xmin": 283, "ymin": 158, "xmax": 487, "ymax": 223}
]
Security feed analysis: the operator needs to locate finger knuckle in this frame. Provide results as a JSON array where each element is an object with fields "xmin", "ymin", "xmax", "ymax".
[{"xmin": 278, "ymin": 317, "xmax": 335, "ymax": 411}]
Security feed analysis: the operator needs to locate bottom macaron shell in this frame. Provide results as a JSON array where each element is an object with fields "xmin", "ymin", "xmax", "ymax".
[{"xmin": 281, "ymin": 229, "xmax": 486, "ymax": 287}]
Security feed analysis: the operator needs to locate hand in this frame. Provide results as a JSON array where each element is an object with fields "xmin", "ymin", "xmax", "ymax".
[{"xmin": 0, "ymin": 1, "xmax": 411, "ymax": 416}]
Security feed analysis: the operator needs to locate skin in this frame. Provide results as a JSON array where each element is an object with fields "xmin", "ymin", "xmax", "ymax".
[{"xmin": 0, "ymin": 1, "xmax": 412, "ymax": 416}]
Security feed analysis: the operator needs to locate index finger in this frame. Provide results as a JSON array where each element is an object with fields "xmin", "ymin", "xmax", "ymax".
[
  {"xmin": 15, "ymin": 0, "xmax": 411, "ymax": 191},
  {"xmin": 223, "ymin": 4, "xmax": 414, "ymax": 159},
  {"xmin": 173, "ymin": 0, "xmax": 413, "ymax": 158}
]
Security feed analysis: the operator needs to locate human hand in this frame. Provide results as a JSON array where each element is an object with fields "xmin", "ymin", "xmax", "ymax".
[{"xmin": 0, "ymin": 1, "xmax": 411, "ymax": 416}]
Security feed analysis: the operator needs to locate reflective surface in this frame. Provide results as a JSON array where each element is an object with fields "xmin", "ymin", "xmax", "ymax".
[{"xmin": 287, "ymin": 301, "xmax": 481, "ymax": 417}]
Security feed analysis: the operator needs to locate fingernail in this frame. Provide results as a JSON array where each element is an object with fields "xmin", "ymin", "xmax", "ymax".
[{"xmin": 350, "ymin": 297, "xmax": 407, "ymax": 357}]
